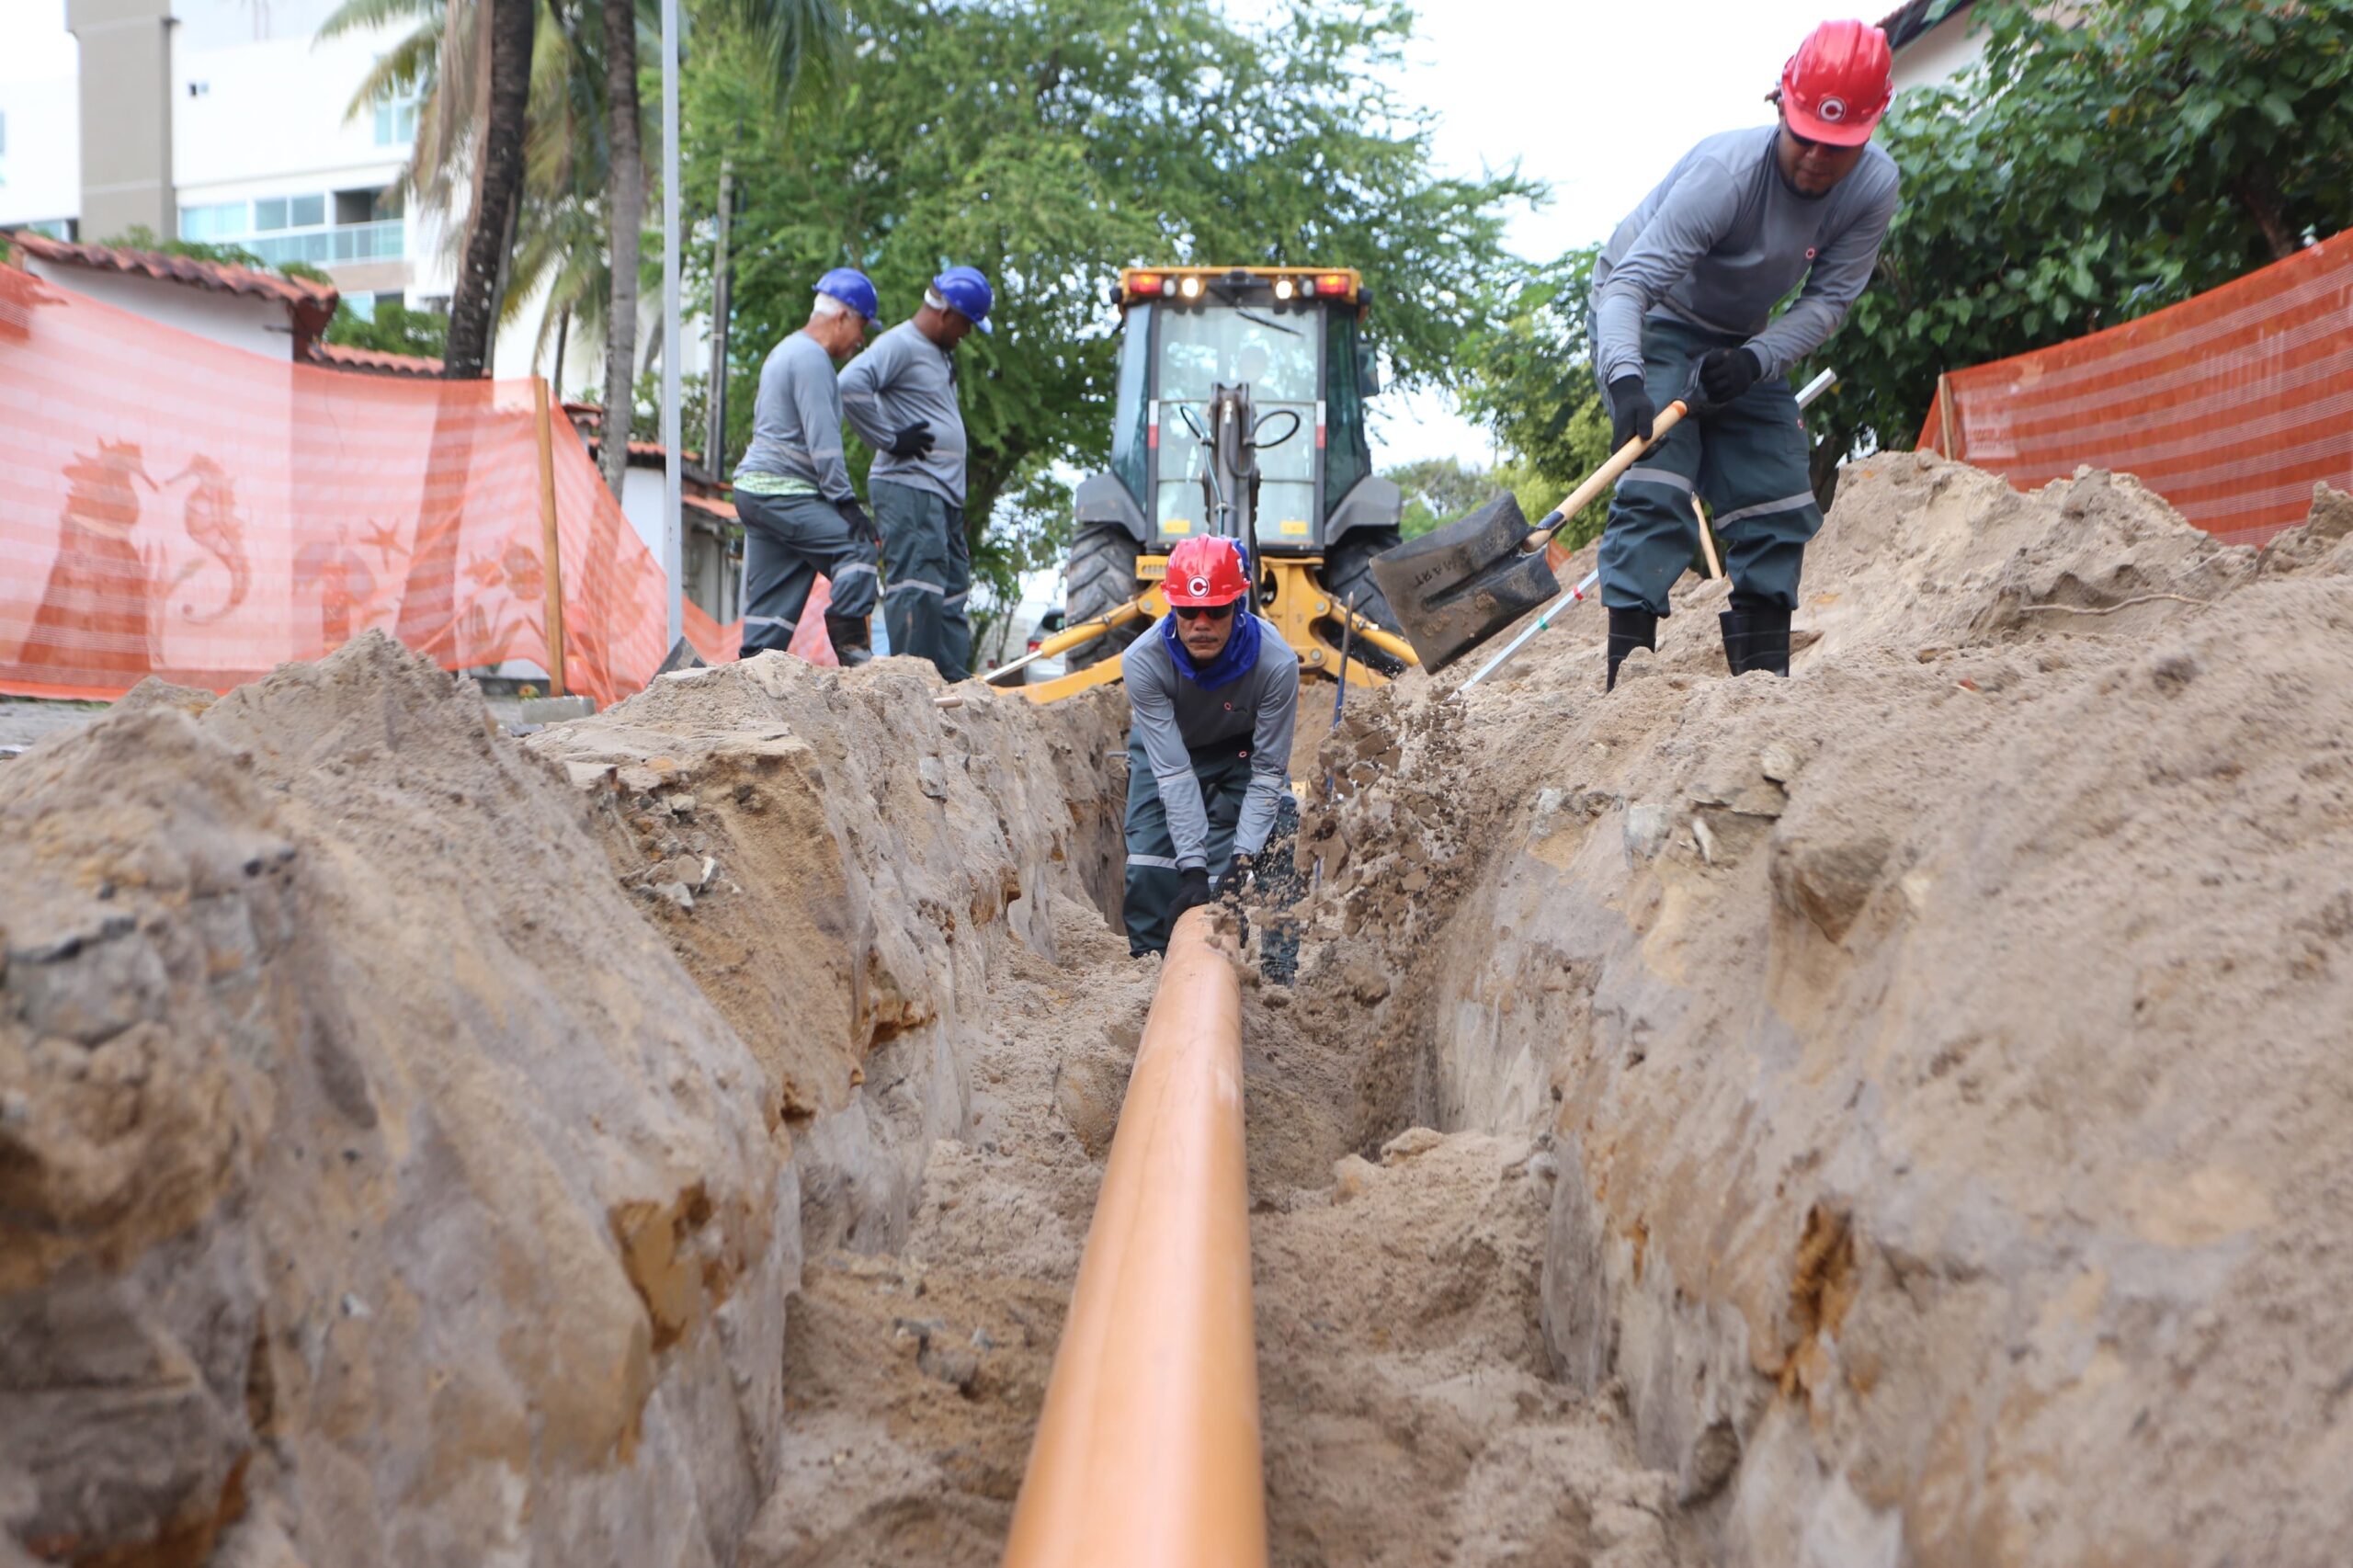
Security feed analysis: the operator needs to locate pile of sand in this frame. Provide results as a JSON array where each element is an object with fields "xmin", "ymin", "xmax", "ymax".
[
  {"xmin": 0, "ymin": 633, "xmax": 789, "ymax": 1565},
  {"xmin": 1300, "ymin": 460, "xmax": 2353, "ymax": 1564}
]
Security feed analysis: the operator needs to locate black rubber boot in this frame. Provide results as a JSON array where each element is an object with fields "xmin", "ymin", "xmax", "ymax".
[
  {"xmin": 1605, "ymin": 608, "xmax": 1657, "ymax": 691},
  {"xmin": 1718, "ymin": 606, "xmax": 1792, "ymax": 676},
  {"xmin": 826, "ymin": 613, "xmax": 875, "ymax": 668}
]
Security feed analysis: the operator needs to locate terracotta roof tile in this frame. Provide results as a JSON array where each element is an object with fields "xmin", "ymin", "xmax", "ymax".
[
  {"xmin": 7, "ymin": 230, "xmax": 339, "ymax": 338},
  {"xmin": 309, "ymin": 340, "xmax": 445, "ymax": 377}
]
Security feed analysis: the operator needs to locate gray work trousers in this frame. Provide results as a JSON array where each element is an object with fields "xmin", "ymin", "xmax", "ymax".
[
  {"xmin": 736, "ymin": 491, "xmax": 880, "ymax": 659},
  {"xmin": 1121, "ymin": 730, "xmax": 1252, "ymax": 958},
  {"xmin": 874, "ymin": 478, "xmax": 972, "ymax": 681},
  {"xmin": 1596, "ymin": 312, "xmax": 1824, "ymax": 617}
]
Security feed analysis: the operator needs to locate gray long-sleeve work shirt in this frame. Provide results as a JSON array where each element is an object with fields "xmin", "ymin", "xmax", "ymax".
[
  {"xmin": 736, "ymin": 331, "xmax": 856, "ymax": 504},
  {"xmin": 1593, "ymin": 124, "xmax": 1900, "ymax": 385},
  {"xmin": 838, "ymin": 321, "xmax": 969, "ymax": 506},
  {"xmin": 1122, "ymin": 619, "xmax": 1300, "ymax": 870}
]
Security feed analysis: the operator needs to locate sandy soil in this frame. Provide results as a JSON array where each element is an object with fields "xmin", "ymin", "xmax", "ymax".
[
  {"xmin": 12, "ymin": 455, "xmax": 2350, "ymax": 1568},
  {"xmin": 737, "ymin": 891, "xmax": 1685, "ymax": 1567},
  {"xmin": 1290, "ymin": 461, "xmax": 2353, "ymax": 1564}
]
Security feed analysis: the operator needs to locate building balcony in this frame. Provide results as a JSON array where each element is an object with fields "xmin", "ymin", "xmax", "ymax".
[{"xmin": 242, "ymin": 219, "xmax": 404, "ymax": 267}]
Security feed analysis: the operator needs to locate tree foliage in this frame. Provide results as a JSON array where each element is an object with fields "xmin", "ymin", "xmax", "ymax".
[
  {"xmin": 682, "ymin": 0, "xmax": 1536, "ymax": 606},
  {"xmin": 1386, "ymin": 454, "xmax": 1563, "ymax": 541},
  {"xmin": 1456, "ymin": 247, "xmax": 1616, "ymax": 546},
  {"xmin": 1814, "ymin": 0, "xmax": 2353, "ymax": 462},
  {"xmin": 325, "ymin": 301, "xmax": 453, "ymax": 359}
]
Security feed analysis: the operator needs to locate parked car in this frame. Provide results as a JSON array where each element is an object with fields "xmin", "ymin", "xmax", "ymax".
[{"xmin": 1025, "ymin": 607, "xmax": 1068, "ymax": 685}]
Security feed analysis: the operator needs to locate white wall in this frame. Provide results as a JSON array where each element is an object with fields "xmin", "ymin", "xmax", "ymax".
[
  {"xmin": 173, "ymin": 19, "xmax": 403, "ymax": 192},
  {"xmin": 1892, "ymin": 10, "xmax": 1990, "ymax": 95},
  {"xmin": 0, "ymin": 3, "xmax": 82, "ymax": 229},
  {"xmin": 25, "ymin": 253, "xmax": 291, "ymax": 358},
  {"xmin": 618, "ymin": 465, "xmax": 667, "ymax": 562}
]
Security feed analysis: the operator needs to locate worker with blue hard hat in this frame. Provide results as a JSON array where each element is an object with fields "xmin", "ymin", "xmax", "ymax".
[
  {"xmin": 840, "ymin": 266, "xmax": 995, "ymax": 680},
  {"xmin": 731, "ymin": 267, "xmax": 884, "ymax": 665}
]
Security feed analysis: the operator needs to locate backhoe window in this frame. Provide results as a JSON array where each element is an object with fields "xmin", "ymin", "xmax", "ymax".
[
  {"xmin": 1156, "ymin": 307, "xmax": 1321, "ymax": 404},
  {"xmin": 1154, "ymin": 305, "xmax": 1323, "ymax": 543},
  {"xmin": 1110, "ymin": 303, "xmax": 1154, "ymax": 507},
  {"xmin": 1323, "ymin": 312, "xmax": 1370, "ymax": 516}
]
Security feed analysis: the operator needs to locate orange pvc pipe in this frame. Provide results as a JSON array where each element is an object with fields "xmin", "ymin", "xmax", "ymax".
[{"xmin": 1000, "ymin": 907, "xmax": 1267, "ymax": 1568}]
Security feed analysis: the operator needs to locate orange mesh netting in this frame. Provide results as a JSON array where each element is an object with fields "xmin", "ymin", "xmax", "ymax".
[
  {"xmin": 1916, "ymin": 230, "xmax": 2353, "ymax": 546},
  {"xmin": 683, "ymin": 578, "xmax": 837, "ymax": 667},
  {"xmin": 0, "ymin": 258, "xmax": 824, "ymax": 704}
]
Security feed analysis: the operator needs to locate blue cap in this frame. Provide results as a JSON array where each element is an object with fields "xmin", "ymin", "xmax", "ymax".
[
  {"xmin": 931, "ymin": 266, "xmax": 995, "ymax": 335},
  {"xmin": 814, "ymin": 267, "xmax": 879, "ymax": 323}
]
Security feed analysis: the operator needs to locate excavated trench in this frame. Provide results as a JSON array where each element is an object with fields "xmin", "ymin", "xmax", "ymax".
[{"xmin": 5, "ymin": 455, "xmax": 2352, "ymax": 1567}]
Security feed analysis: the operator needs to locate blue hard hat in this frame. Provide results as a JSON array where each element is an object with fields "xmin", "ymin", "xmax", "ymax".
[
  {"xmin": 931, "ymin": 266, "xmax": 995, "ymax": 335},
  {"xmin": 814, "ymin": 267, "xmax": 879, "ymax": 322}
]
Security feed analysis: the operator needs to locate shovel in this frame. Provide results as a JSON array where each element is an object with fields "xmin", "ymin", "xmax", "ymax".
[{"xmin": 1370, "ymin": 402, "xmax": 1691, "ymax": 671}]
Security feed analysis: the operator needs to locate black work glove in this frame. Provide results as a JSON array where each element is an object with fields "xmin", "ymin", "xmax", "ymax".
[
  {"xmin": 888, "ymin": 421, "xmax": 936, "ymax": 460},
  {"xmin": 838, "ymin": 497, "xmax": 880, "ymax": 545},
  {"xmin": 1608, "ymin": 374, "xmax": 1655, "ymax": 451},
  {"xmin": 1696, "ymin": 347, "xmax": 1764, "ymax": 409},
  {"xmin": 1172, "ymin": 867, "xmax": 1212, "ymax": 920}
]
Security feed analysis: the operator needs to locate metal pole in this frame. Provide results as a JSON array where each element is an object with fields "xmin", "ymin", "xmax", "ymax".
[
  {"xmin": 1001, "ymin": 910, "xmax": 1267, "ymax": 1568},
  {"xmin": 659, "ymin": 0, "xmax": 684, "ymax": 648},
  {"xmin": 705, "ymin": 159, "xmax": 733, "ymax": 482}
]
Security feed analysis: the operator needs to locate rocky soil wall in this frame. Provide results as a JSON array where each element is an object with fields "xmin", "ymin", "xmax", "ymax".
[
  {"xmin": 1304, "ymin": 460, "xmax": 2353, "ymax": 1566},
  {"xmin": 0, "ymin": 638, "xmax": 1123, "ymax": 1566}
]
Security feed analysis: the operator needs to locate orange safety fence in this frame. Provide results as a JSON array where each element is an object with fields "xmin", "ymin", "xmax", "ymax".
[
  {"xmin": 1917, "ymin": 230, "xmax": 2353, "ymax": 547},
  {"xmin": 682, "ymin": 578, "xmax": 838, "ymax": 668},
  {"xmin": 0, "ymin": 257, "xmax": 835, "ymax": 706}
]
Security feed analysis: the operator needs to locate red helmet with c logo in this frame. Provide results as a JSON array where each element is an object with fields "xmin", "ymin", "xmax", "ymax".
[
  {"xmin": 1163, "ymin": 536, "xmax": 1250, "ymax": 608},
  {"xmin": 1779, "ymin": 18, "xmax": 1893, "ymax": 148}
]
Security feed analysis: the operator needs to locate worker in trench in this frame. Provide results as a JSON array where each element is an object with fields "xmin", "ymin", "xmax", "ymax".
[
  {"xmin": 1119, "ymin": 535, "xmax": 1301, "ymax": 958},
  {"xmin": 731, "ymin": 268, "xmax": 884, "ymax": 665},
  {"xmin": 1591, "ymin": 17, "xmax": 1901, "ymax": 688},
  {"xmin": 840, "ymin": 266, "xmax": 995, "ymax": 682}
]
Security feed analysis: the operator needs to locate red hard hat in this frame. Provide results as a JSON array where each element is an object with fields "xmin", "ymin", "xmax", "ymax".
[
  {"xmin": 1779, "ymin": 19, "xmax": 1894, "ymax": 147},
  {"xmin": 1163, "ymin": 536, "xmax": 1250, "ymax": 607}
]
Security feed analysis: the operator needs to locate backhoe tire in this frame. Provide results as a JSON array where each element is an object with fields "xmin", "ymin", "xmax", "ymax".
[
  {"xmin": 1320, "ymin": 528, "xmax": 1408, "ymax": 676},
  {"xmin": 1065, "ymin": 522, "xmax": 1147, "ymax": 671}
]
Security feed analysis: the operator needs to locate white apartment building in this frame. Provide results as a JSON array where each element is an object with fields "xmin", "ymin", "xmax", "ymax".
[{"xmin": 0, "ymin": 0, "xmax": 697, "ymax": 390}]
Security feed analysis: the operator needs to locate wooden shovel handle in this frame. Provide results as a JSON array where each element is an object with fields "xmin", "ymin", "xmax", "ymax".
[{"xmin": 1526, "ymin": 399, "xmax": 1689, "ymax": 552}]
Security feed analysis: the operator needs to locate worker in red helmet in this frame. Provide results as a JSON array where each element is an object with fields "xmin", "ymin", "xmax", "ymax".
[
  {"xmin": 1590, "ymin": 17, "xmax": 1900, "ymax": 687},
  {"xmin": 1118, "ymin": 536, "xmax": 1301, "ymax": 957}
]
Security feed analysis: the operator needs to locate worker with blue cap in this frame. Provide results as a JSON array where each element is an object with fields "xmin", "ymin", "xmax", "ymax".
[
  {"xmin": 840, "ymin": 266, "xmax": 994, "ymax": 680},
  {"xmin": 732, "ymin": 267, "xmax": 883, "ymax": 665}
]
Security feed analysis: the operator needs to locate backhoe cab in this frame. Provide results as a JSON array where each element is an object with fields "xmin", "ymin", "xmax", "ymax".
[{"xmin": 1006, "ymin": 266, "xmax": 1417, "ymax": 701}]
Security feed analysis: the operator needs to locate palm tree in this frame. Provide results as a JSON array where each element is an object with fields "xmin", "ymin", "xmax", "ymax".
[
  {"xmin": 331, "ymin": 0, "xmax": 838, "ymax": 483},
  {"xmin": 442, "ymin": 0, "xmax": 535, "ymax": 376}
]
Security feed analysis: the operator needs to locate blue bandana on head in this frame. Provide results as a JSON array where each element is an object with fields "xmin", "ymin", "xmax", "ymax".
[{"xmin": 1160, "ymin": 541, "xmax": 1259, "ymax": 689}]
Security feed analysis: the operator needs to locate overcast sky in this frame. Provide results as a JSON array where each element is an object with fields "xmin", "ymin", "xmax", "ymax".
[{"xmin": 1370, "ymin": 0, "xmax": 1881, "ymax": 467}]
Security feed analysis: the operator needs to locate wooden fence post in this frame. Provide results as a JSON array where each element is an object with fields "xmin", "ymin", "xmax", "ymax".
[{"xmin": 532, "ymin": 377, "xmax": 567, "ymax": 697}]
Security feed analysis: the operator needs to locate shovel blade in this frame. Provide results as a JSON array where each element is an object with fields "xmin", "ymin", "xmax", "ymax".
[{"xmin": 1369, "ymin": 492, "xmax": 1564, "ymax": 671}]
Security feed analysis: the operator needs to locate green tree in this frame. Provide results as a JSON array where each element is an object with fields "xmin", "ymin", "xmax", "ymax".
[
  {"xmin": 1386, "ymin": 456, "xmax": 1500, "ymax": 538},
  {"xmin": 1817, "ymin": 0, "xmax": 2353, "ymax": 466},
  {"xmin": 682, "ymin": 0, "xmax": 1536, "ymax": 607},
  {"xmin": 1459, "ymin": 247, "xmax": 1616, "ymax": 547},
  {"xmin": 325, "ymin": 301, "xmax": 452, "ymax": 360}
]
